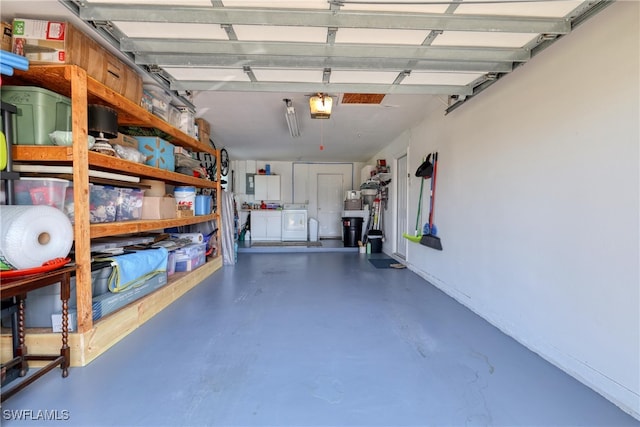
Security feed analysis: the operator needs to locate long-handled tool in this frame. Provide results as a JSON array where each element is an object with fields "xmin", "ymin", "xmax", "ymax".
[
  {"xmin": 402, "ymin": 177, "xmax": 424, "ymax": 243},
  {"xmin": 403, "ymin": 154, "xmax": 432, "ymax": 243},
  {"xmin": 420, "ymin": 152, "xmax": 443, "ymax": 250},
  {"xmin": 422, "ymin": 155, "xmax": 435, "ymax": 236}
]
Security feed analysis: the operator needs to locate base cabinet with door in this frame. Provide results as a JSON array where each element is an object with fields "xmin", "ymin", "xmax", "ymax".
[{"xmin": 251, "ymin": 210, "xmax": 282, "ymax": 241}]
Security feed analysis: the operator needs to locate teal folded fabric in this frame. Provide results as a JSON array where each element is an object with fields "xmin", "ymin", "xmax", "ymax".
[{"xmin": 96, "ymin": 248, "xmax": 168, "ymax": 293}]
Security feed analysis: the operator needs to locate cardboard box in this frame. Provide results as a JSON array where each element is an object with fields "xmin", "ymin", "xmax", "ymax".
[
  {"xmin": 52, "ymin": 309, "xmax": 77, "ymax": 332},
  {"xmin": 1, "ymin": 21, "xmax": 12, "ymax": 51},
  {"xmin": 176, "ymin": 206, "xmax": 194, "ymax": 218},
  {"xmin": 174, "ymin": 146, "xmax": 191, "ymax": 156},
  {"xmin": 111, "ymin": 132, "xmax": 138, "ymax": 149},
  {"xmin": 195, "ymin": 117, "xmax": 210, "ymax": 135},
  {"xmin": 11, "ymin": 19, "xmax": 142, "ymax": 103},
  {"xmin": 141, "ymin": 196, "xmax": 177, "ymax": 220},
  {"xmin": 195, "ymin": 117, "xmax": 210, "ymax": 145},
  {"xmin": 135, "ymin": 136, "xmax": 175, "ymax": 171},
  {"xmin": 92, "ymin": 273, "xmax": 167, "ymax": 321},
  {"xmin": 198, "ymin": 129, "xmax": 210, "ymax": 145}
]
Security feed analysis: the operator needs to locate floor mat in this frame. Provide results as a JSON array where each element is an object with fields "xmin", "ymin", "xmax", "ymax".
[{"xmin": 368, "ymin": 258, "xmax": 405, "ymax": 269}]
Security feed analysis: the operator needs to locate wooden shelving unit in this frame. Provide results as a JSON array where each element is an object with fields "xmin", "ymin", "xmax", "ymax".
[{"xmin": 2, "ymin": 65, "xmax": 223, "ymax": 366}]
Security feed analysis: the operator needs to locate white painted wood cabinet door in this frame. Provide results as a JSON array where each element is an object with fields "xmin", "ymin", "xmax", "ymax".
[
  {"xmin": 254, "ymin": 175, "xmax": 281, "ymax": 201},
  {"xmin": 251, "ymin": 210, "xmax": 281, "ymax": 241},
  {"xmin": 251, "ymin": 211, "xmax": 268, "ymax": 240}
]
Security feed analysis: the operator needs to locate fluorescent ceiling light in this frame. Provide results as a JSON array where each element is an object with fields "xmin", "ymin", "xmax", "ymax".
[{"xmin": 284, "ymin": 99, "xmax": 300, "ymax": 137}]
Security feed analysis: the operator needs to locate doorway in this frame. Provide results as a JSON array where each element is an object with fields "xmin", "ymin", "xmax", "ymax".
[
  {"xmin": 317, "ymin": 173, "xmax": 344, "ymax": 238},
  {"xmin": 395, "ymin": 154, "xmax": 408, "ymax": 259}
]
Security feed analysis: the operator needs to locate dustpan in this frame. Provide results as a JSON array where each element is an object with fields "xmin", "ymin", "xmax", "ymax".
[{"xmin": 403, "ymin": 233, "xmax": 422, "ymax": 243}]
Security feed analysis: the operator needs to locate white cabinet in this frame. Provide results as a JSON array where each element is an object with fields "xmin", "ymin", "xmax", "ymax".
[
  {"xmin": 254, "ymin": 175, "xmax": 281, "ymax": 201},
  {"xmin": 251, "ymin": 210, "xmax": 282, "ymax": 241}
]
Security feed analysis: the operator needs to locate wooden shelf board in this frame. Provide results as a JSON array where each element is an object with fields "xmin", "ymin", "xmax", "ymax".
[
  {"xmin": 90, "ymin": 213, "xmax": 219, "ymax": 238},
  {"xmin": 87, "ymin": 152, "xmax": 218, "ymax": 187},
  {"xmin": 11, "ymin": 147, "xmax": 218, "ymax": 188},
  {"xmin": 12, "ymin": 146, "xmax": 73, "ymax": 162}
]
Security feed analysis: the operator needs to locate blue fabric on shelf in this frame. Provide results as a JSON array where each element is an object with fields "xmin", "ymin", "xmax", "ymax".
[{"xmin": 96, "ymin": 247, "xmax": 168, "ymax": 293}]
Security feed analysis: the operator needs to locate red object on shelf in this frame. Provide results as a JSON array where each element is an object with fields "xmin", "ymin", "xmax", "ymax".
[{"xmin": 0, "ymin": 257, "xmax": 71, "ymax": 279}]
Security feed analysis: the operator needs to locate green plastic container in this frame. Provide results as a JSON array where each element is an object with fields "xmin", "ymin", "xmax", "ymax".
[{"xmin": 1, "ymin": 86, "xmax": 72, "ymax": 145}]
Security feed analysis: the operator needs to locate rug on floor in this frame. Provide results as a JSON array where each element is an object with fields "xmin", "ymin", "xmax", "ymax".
[
  {"xmin": 368, "ymin": 258, "xmax": 405, "ymax": 269},
  {"xmin": 251, "ymin": 241, "xmax": 322, "ymax": 247}
]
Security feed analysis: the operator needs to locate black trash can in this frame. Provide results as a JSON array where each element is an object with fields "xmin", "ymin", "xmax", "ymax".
[
  {"xmin": 342, "ymin": 217, "xmax": 363, "ymax": 247},
  {"xmin": 368, "ymin": 230, "xmax": 383, "ymax": 253}
]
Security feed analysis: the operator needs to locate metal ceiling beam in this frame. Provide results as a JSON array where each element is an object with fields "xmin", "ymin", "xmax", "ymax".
[
  {"xmin": 79, "ymin": 5, "xmax": 570, "ymax": 34},
  {"xmin": 170, "ymin": 80, "xmax": 473, "ymax": 95},
  {"xmin": 121, "ymin": 39, "xmax": 530, "ymax": 63},
  {"xmin": 443, "ymin": 0, "xmax": 613, "ymax": 114},
  {"xmin": 134, "ymin": 54, "xmax": 513, "ymax": 73}
]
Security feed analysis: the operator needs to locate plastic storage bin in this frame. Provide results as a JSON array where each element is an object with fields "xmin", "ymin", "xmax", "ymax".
[
  {"xmin": 1, "ymin": 86, "xmax": 72, "ymax": 145},
  {"xmin": 89, "ymin": 184, "xmax": 119, "ymax": 223},
  {"xmin": 63, "ymin": 185, "xmax": 75, "ymax": 223},
  {"xmin": 14, "ymin": 177, "xmax": 69, "ymax": 210},
  {"xmin": 174, "ymin": 243, "xmax": 206, "ymax": 272},
  {"xmin": 116, "ymin": 188, "xmax": 144, "ymax": 221},
  {"xmin": 0, "ymin": 264, "xmax": 112, "ymax": 329},
  {"xmin": 66, "ymin": 185, "xmax": 141, "ymax": 223}
]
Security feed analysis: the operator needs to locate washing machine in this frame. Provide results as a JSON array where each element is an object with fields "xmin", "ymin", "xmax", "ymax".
[{"xmin": 281, "ymin": 204, "xmax": 308, "ymax": 241}]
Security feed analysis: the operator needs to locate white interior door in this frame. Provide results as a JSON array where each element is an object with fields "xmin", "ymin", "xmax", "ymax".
[
  {"xmin": 396, "ymin": 154, "xmax": 408, "ymax": 259},
  {"xmin": 317, "ymin": 174, "xmax": 343, "ymax": 238}
]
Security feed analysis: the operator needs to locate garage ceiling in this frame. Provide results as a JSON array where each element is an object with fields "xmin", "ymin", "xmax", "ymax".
[{"xmin": 2, "ymin": 0, "xmax": 611, "ymax": 162}]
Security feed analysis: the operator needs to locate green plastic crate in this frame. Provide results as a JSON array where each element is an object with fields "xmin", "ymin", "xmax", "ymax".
[{"xmin": 1, "ymin": 86, "xmax": 72, "ymax": 145}]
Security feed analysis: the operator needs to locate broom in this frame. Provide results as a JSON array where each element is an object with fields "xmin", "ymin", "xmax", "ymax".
[
  {"xmin": 402, "ymin": 176, "xmax": 424, "ymax": 243},
  {"xmin": 420, "ymin": 152, "xmax": 443, "ymax": 250}
]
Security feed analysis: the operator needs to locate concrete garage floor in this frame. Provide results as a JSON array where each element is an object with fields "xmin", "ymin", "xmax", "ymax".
[{"xmin": 2, "ymin": 252, "xmax": 638, "ymax": 427}]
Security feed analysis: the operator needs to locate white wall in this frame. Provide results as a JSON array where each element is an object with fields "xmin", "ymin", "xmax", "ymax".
[
  {"xmin": 232, "ymin": 160, "xmax": 364, "ymax": 205},
  {"xmin": 372, "ymin": 2, "xmax": 640, "ymax": 419}
]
